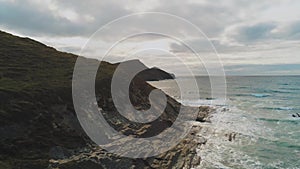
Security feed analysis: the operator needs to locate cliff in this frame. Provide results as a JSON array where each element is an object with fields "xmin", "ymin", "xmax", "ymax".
[{"xmin": 0, "ymin": 31, "xmax": 211, "ymax": 169}]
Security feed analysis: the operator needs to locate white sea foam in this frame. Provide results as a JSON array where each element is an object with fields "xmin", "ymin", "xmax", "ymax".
[
  {"xmin": 250, "ymin": 93, "xmax": 271, "ymax": 98},
  {"xmin": 194, "ymin": 104, "xmax": 287, "ymax": 169}
]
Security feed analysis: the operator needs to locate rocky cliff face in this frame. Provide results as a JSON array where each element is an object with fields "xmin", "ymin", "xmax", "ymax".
[
  {"xmin": 134, "ymin": 61, "xmax": 175, "ymax": 81},
  {"xmin": 0, "ymin": 31, "xmax": 211, "ymax": 169}
]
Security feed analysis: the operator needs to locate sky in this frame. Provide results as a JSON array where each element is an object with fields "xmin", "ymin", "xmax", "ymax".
[{"xmin": 0, "ymin": 0, "xmax": 300, "ymax": 75}]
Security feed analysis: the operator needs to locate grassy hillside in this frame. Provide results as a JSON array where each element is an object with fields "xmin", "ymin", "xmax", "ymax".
[{"xmin": 0, "ymin": 31, "xmax": 209, "ymax": 169}]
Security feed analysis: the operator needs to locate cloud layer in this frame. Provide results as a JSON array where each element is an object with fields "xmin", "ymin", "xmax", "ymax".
[{"xmin": 1, "ymin": 0, "xmax": 300, "ymax": 75}]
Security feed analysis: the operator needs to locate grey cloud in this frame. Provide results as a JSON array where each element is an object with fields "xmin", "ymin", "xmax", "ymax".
[
  {"xmin": 169, "ymin": 38, "xmax": 248, "ymax": 54},
  {"xmin": 224, "ymin": 20, "xmax": 300, "ymax": 46},
  {"xmin": 1, "ymin": 0, "xmax": 299, "ymax": 43},
  {"xmin": 153, "ymin": 0, "xmax": 242, "ymax": 37},
  {"xmin": 0, "ymin": 0, "xmax": 291, "ymax": 43},
  {"xmin": 235, "ymin": 22, "xmax": 277, "ymax": 42},
  {"xmin": 284, "ymin": 20, "xmax": 300, "ymax": 40},
  {"xmin": 0, "ymin": 0, "xmax": 130, "ymax": 37},
  {"xmin": 0, "ymin": 0, "xmax": 249, "ymax": 39},
  {"xmin": 170, "ymin": 38, "xmax": 214, "ymax": 53},
  {"xmin": 0, "ymin": 1, "xmax": 72, "ymax": 36},
  {"xmin": 0, "ymin": 1, "xmax": 85, "ymax": 36}
]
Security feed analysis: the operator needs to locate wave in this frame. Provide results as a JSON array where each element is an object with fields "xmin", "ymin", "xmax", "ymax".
[
  {"xmin": 257, "ymin": 118, "xmax": 300, "ymax": 124},
  {"xmin": 251, "ymin": 93, "xmax": 271, "ymax": 98},
  {"xmin": 273, "ymin": 140, "xmax": 300, "ymax": 149},
  {"xmin": 257, "ymin": 88, "xmax": 298, "ymax": 94},
  {"xmin": 179, "ymin": 98, "xmax": 226, "ymax": 106},
  {"xmin": 279, "ymin": 83, "xmax": 289, "ymax": 86},
  {"xmin": 234, "ymin": 93, "xmax": 249, "ymax": 97},
  {"xmin": 262, "ymin": 107, "xmax": 295, "ymax": 111},
  {"xmin": 277, "ymin": 107, "xmax": 294, "ymax": 110},
  {"xmin": 269, "ymin": 89, "xmax": 293, "ymax": 94},
  {"xmin": 198, "ymin": 105, "xmax": 269, "ymax": 169},
  {"xmin": 279, "ymin": 87, "xmax": 300, "ymax": 91},
  {"xmin": 236, "ymin": 86, "xmax": 248, "ymax": 89},
  {"xmin": 258, "ymin": 137, "xmax": 300, "ymax": 149}
]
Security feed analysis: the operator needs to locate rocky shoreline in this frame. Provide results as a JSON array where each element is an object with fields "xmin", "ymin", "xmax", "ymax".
[{"xmin": 47, "ymin": 106, "xmax": 213, "ymax": 169}]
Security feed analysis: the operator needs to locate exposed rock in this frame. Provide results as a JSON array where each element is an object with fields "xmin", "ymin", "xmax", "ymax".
[
  {"xmin": 130, "ymin": 60, "xmax": 175, "ymax": 81},
  {"xmin": 225, "ymin": 132, "xmax": 237, "ymax": 142},
  {"xmin": 49, "ymin": 126, "xmax": 206, "ymax": 169},
  {"xmin": 196, "ymin": 106, "xmax": 214, "ymax": 122}
]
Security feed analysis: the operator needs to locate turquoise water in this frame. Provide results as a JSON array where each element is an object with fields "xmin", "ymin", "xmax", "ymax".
[{"xmin": 150, "ymin": 76, "xmax": 300, "ymax": 169}]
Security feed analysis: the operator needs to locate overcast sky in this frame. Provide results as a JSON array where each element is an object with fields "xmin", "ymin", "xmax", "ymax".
[{"xmin": 1, "ymin": 0, "xmax": 300, "ymax": 75}]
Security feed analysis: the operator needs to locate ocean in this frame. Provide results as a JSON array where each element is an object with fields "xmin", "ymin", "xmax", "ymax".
[{"xmin": 149, "ymin": 76, "xmax": 300, "ymax": 169}]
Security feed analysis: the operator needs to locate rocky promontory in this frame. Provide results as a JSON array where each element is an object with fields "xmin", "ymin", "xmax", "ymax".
[{"xmin": 0, "ymin": 31, "xmax": 212, "ymax": 169}]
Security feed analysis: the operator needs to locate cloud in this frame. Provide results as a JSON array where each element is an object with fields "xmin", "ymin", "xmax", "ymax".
[
  {"xmin": 0, "ymin": 1, "xmax": 69, "ymax": 36},
  {"xmin": 0, "ymin": 0, "xmax": 130, "ymax": 37},
  {"xmin": 1, "ymin": 0, "xmax": 299, "ymax": 43},
  {"xmin": 1, "ymin": 0, "xmax": 300, "ymax": 75},
  {"xmin": 228, "ymin": 22, "xmax": 277, "ymax": 44},
  {"xmin": 222, "ymin": 20, "xmax": 300, "ymax": 46},
  {"xmin": 279, "ymin": 20, "xmax": 300, "ymax": 40}
]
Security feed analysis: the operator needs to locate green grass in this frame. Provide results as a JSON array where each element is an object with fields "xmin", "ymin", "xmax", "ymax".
[{"xmin": 0, "ymin": 30, "xmax": 117, "ymax": 93}]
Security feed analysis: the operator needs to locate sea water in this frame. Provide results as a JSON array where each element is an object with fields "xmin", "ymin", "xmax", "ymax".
[{"xmin": 149, "ymin": 76, "xmax": 300, "ymax": 169}]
